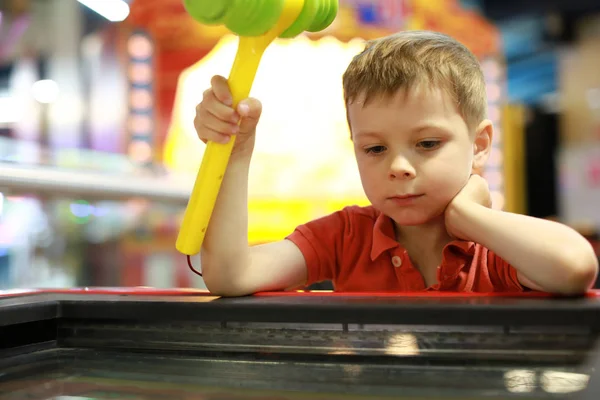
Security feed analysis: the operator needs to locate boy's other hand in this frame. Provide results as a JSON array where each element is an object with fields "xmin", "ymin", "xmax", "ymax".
[
  {"xmin": 194, "ymin": 75, "xmax": 263, "ymax": 157},
  {"xmin": 445, "ymin": 174, "xmax": 492, "ymax": 240}
]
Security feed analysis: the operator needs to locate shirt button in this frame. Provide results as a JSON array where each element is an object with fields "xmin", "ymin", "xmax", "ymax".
[{"xmin": 392, "ymin": 256, "xmax": 403, "ymax": 267}]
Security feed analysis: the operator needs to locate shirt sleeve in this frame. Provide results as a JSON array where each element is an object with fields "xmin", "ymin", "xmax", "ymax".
[
  {"xmin": 487, "ymin": 251, "xmax": 526, "ymax": 292},
  {"xmin": 285, "ymin": 208, "xmax": 351, "ymax": 286}
]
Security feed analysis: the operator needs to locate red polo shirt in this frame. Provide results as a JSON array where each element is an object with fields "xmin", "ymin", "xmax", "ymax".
[{"xmin": 286, "ymin": 205, "xmax": 524, "ymax": 292}]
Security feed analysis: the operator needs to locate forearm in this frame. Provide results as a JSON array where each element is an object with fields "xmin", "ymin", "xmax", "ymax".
[
  {"xmin": 200, "ymin": 149, "xmax": 253, "ymax": 289},
  {"xmin": 447, "ymin": 202, "xmax": 598, "ymax": 294}
]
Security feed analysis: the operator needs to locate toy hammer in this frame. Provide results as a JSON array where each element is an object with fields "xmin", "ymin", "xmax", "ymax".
[{"xmin": 177, "ymin": 0, "xmax": 339, "ymax": 256}]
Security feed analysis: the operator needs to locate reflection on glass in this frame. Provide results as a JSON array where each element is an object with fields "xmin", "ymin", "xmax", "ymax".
[
  {"xmin": 385, "ymin": 333, "xmax": 420, "ymax": 356},
  {"xmin": 503, "ymin": 369, "xmax": 536, "ymax": 393},
  {"xmin": 541, "ymin": 371, "xmax": 590, "ymax": 394},
  {"xmin": 503, "ymin": 369, "xmax": 591, "ymax": 394}
]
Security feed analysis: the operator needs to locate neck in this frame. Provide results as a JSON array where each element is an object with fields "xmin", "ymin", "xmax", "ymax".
[{"xmin": 393, "ymin": 215, "xmax": 453, "ymax": 253}]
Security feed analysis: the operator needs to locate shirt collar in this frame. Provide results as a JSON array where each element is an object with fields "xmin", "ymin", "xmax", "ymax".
[
  {"xmin": 370, "ymin": 210, "xmax": 477, "ymax": 262},
  {"xmin": 371, "ymin": 211, "xmax": 400, "ymax": 260}
]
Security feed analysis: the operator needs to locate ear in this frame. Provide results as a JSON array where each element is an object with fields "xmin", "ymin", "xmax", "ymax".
[{"xmin": 472, "ymin": 119, "xmax": 493, "ymax": 175}]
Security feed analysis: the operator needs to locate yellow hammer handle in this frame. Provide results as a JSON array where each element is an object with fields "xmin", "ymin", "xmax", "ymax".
[
  {"xmin": 176, "ymin": 37, "xmax": 266, "ymax": 256},
  {"xmin": 176, "ymin": 0, "xmax": 305, "ymax": 256}
]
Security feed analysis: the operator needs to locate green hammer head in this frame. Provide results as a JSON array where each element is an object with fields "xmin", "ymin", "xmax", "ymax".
[{"xmin": 183, "ymin": 0, "xmax": 339, "ymax": 38}]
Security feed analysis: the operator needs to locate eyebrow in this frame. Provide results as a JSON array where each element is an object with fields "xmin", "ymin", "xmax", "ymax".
[
  {"xmin": 353, "ymin": 131, "xmax": 382, "ymax": 139},
  {"xmin": 411, "ymin": 123, "xmax": 453, "ymax": 135},
  {"xmin": 354, "ymin": 123, "xmax": 453, "ymax": 139}
]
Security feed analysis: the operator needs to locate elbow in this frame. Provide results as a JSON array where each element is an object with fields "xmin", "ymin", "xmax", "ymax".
[
  {"xmin": 203, "ymin": 273, "xmax": 252, "ymax": 297},
  {"xmin": 555, "ymin": 247, "xmax": 599, "ymax": 295},
  {"xmin": 200, "ymin": 253, "xmax": 254, "ymax": 297}
]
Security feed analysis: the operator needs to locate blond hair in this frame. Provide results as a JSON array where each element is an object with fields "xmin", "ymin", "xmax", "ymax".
[{"xmin": 343, "ymin": 31, "xmax": 487, "ymax": 131}]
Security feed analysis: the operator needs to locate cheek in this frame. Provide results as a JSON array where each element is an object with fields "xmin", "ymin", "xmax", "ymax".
[
  {"xmin": 355, "ymin": 154, "xmax": 372, "ymax": 177},
  {"xmin": 356, "ymin": 162, "xmax": 376, "ymax": 190},
  {"xmin": 355, "ymin": 157, "xmax": 384, "ymax": 198},
  {"xmin": 429, "ymin": 173, "xmax": 463, "ymax": 200},
  {"xmin": 425, "ymin": 156, "xmax": 471, "ymax": 199}
]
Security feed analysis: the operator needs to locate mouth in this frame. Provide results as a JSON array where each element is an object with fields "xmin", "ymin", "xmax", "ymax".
[
  {"xmin": 389, "ymin": 194, "xmax": 424, "ymax": 200},
  {"xmin": 387, "ymin": 194, "xmax": 424, "ymax": 205}
]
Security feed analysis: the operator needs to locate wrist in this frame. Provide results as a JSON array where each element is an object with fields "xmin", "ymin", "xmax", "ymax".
[
  {"xmin": 229, "ymin": 149, "xmax": 253, "ymax": 164},
  {"xmin": 230, "ymin": 144, "xmax": 255, "ymax": 164},
  {"xmin": 446, "ymin": 199, "xmax": 488, "ymax": 241},
  {"xmin": 447, "ymin": 197, "xmax": 469, "ymax": 220},
  {"xmin": 230, "ymin": 134, "xmax": 256, "ymax": 161}
]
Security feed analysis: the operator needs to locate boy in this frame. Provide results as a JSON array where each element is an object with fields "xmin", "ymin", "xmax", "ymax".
[{"xmin": 193, "ymin": 31, "xmax": 598, "ymax": 296}]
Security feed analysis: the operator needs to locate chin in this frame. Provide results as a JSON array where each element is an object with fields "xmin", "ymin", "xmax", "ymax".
[{"xmin": 384, "ymin": 208, "xmax": 440, "ymax": 226}]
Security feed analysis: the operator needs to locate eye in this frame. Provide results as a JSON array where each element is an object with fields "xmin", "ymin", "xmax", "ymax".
[
  {"xmin": 364, "ymin": 145, "xmax": 387, "ymax": 155},
  {"xmin": 417, "ymin": 140, "xmax": 441, "ymax": 150}
]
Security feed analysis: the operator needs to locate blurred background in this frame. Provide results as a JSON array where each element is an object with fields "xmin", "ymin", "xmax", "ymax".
[{"xmin": 0, "ymin": 0, "xmax": 598, "ymax": 291}]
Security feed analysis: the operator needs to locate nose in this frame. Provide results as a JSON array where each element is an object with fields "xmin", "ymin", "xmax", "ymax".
[{"xmin": 389, "ymin": 155, "xmax": 416, "ymax": 180}]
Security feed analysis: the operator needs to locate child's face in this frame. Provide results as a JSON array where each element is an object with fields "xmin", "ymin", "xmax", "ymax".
[{"xmin": 348, "ymin": 86, "xmax": 488, "ymax": 226}]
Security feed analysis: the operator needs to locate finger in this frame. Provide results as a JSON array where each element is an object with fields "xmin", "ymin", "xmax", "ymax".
[
  {"xmin": 237, "ymin": 98, "xmax": 262, "ymax": 133},
  {"xmin": 199, "ymin": 129, "xmax": 231, "ymax": 144},
  {"xmin": 237, "ymin": 97, "xmax": 262, "ymax": 118},
  {"xmin": 194, "ymin": 116, "xmax": 231, "ymax": 144},
  {"xmin": 202, "ymin": 91, "xmax": 240, "ymax": 124},
  {"xmin": 196, "ymin": 107, "xmax": 238, "ymax": 136},
  {"xmin": 210, "ymin": 75, "xmax": 232, "ymax": 106}
]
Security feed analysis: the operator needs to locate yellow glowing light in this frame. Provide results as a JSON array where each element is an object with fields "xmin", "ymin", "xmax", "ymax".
[{"xmin": 166, "ymin": 35, "xmax": 369, "ymax": 243}]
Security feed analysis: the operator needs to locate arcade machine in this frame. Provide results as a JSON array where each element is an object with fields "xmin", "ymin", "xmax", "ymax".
[
  {"xmin": 0, "ymin": 288, "xmax": 600, "ymax": 398},
  {"xmin": 4, "ymin": 1, "xmax": 599, "ymax": 398}
]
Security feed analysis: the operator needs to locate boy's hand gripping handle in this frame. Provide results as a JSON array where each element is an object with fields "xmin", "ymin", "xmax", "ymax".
[{"xmin": 176, "ymin": 0, "xmax": 305, "ymax": 256}]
